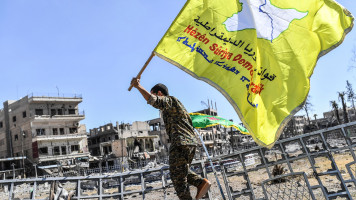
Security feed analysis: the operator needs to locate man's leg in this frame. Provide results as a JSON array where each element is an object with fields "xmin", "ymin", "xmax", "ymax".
[
  {"xmin": 186, "ymin": 146, "xmax": 204, "ymax": 187},
  {"xmin": 169, "ymin": 146, "xmax": 193, "ymax": 200},
  {"xmin": 186, "ymin": 146, "xmax": 211, "ymax": 199}
]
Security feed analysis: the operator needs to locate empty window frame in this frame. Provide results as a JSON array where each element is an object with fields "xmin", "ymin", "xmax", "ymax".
[
  {"xmin": 61, "ymin": 146, "xmax": 67, "ymax": 155},
  {"xmin": 36, "ymin": 129, "xmax": 46, "ymax": 136},
  {"xmin": 71, "ymin": 145, "xmax": 79, "ymax": 152},
  {"xmin": 35, "ymin": 109, "xmax": 43, "ymax": 115},
  {"xmin": 57, "ymin": 109, "xmax": 63, "ymax": 115},
  {"xmin": 69, "ymin": 127, "xmax": 77, "ymax": 134},
  {"xmin": 22, "ymin": 111, "xmax": 26, "ymax": 118},
  {"xmin": 39, "ymin": 147, "xmax": 48, "ymax": 155},
  {"xmin": 59, "ymin": 128, "xmax": 65, "ymax": 135},
  {"xmin": 68, "ymin": 109, "xmax": 76, "ymax": 115},
  {"xmin": 53, "ymin": 128, "xmax": 58, "ymax": 135},
  {"xmin": 53, "ymin": 146, "xmax": 60, "ymax": 155}
]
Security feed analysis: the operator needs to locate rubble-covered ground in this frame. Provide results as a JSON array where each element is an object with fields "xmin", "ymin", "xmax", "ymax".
[{"xmin": 1, "ymin": 151, "xmax": 356, "ymax": 200}]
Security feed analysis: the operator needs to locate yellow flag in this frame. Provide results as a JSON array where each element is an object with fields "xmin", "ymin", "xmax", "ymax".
[{"xmin": 154, "ymin": 0, "xmax": 354, "ymax": 148}]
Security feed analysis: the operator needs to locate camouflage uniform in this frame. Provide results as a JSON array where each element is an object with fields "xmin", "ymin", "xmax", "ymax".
[{"xmin": 148, "ymin": 95, "xmax": 204, "ymax": 200}]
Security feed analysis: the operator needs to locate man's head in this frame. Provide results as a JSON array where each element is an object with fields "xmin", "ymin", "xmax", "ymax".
[{"xmin": 150, "ymin": 83, "xmax": 169, "ymax": 96}]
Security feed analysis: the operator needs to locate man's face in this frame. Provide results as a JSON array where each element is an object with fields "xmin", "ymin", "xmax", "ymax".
[{"xmin": 151, "ymin": 90, "xmax": 163, "ymax": 96}]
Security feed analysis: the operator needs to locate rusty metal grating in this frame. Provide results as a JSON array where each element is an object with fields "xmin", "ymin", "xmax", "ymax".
[{"xmin": 262, "ymin": 172, "xmax": 314, "ymax": 200}]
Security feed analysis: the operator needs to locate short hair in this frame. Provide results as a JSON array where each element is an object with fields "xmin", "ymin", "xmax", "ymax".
[{"xmin": 151, "ymin": 83, "xmax": 169, "ymax": 96}]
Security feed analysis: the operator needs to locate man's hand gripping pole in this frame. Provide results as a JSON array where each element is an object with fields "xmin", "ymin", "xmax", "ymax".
[{"xmin": 128, "ymin": 52, "xmax": 155, "ymax": 91}]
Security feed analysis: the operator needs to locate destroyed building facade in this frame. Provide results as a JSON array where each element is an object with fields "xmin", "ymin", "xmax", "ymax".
[
  {"xmin": 323, "ymin": 107, "xmax": 356, "ymax": 124},
  {"xmin": 87, "ymin": 106, "xmax": 235, "ymax": 166},
  {"xmin": 147, "ymin": 118, "xmax": 169, "ymax": 157},
  {"xmin": 192, "ymin": 107, "xmax": 233, "ymax": 157},
  {"xmin": 88, "ymin": 121, "xmax": 159, "ymax": 167},
  {"xmin": 282, "ymin": 115, "xmax": 307, "ymax": 138},
  {"xmin": 0, "ymin": 94, "xmax": 89, "ymax": 176}
]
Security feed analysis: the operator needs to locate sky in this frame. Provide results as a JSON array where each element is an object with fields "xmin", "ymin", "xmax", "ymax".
[{"xmin": 0, "ymin": 0, "xmax": 355, "ymax": 130}]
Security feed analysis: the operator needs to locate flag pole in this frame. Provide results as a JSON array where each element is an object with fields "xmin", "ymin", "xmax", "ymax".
[
  {"xmin": 195, "ymin": 129, "xmax": 226, "ymax": 200},
  {"xmin": 128, "ymin": 52, "xmax": 155, "ymax": 91}
]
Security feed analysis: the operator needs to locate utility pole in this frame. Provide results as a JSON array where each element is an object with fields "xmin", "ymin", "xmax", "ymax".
[
  {"xmin": 56, "ymin": 86, "xmax": 59, "ymax": 97},
  {"xmin": 99, "ymin": 159, "xmax": 102, "ymax": 175},
  {"xmin": 33, "ymin": 164, "xmax": 37, "ymax": 178},
  {"xmin": 11, "ymin": 163, "xmax": 15, "ymax": 179},
  {"xmin": 229, "ymin": 119, "xmax": 234, "ymax": 152},
  {"xmin": 21, "ymin": 128, "xmax": 25, "ymax": 178},
  {"xmin": 121, "ymin": 122, "xmax": 124, "ymax": 172}
]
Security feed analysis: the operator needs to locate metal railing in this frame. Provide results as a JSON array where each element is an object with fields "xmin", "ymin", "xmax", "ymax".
[
  {"xmin": 215, "ymin": 121, "xmax": 356, "ymax": 199},
  {"xmin": 0, "ymin": 161, "xmax": 210, "ymax": 200},
  {"xmin": 28, "ymin": 93, "xmax": 82, "ymax": 99},
  {"xmin": 1, "ymin": 121, "xmax": 356, "ymax": 199}
]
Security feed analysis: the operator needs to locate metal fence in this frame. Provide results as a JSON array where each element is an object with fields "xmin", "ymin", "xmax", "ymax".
[
  {"xmin": 28, "ymin": 93, "xmax": 83, "ymax": 99},
  {"xmin": 1, "ymin": 121, "xmax": 356, "ymax": 199}
]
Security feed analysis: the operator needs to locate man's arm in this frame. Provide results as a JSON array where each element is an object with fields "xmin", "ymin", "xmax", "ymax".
[
  {"xmin": 130, "ymin": 78, "xmax": 151, "ymax": 101},
  {"xmin": 130, "ymin": 78, "xmax": 173, "ymax": 110}
]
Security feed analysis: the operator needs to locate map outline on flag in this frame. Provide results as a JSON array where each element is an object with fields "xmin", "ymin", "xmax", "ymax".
[{"xmin": 223, "ymin": 0, "xmax": 309, "ymax": 42}]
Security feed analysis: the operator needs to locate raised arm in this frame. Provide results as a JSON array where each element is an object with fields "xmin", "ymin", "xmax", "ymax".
[{"xmin": 130, "ymin": 78, "xmax": 151, "ymax": 101}]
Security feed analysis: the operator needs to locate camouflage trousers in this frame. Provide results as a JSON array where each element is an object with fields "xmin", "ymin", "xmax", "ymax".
[{"xmin": 169, "ymin": 145, "xmax": 204, "ymax": 200}]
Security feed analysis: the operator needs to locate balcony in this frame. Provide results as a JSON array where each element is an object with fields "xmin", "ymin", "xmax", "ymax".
[
  {"xmin": 33, "ymin": 112, "xmax": 85, "ymax": 121},
  {"xmin": 34, "ymin": 133, "xmax": 87, "ymax": 141},
  {"xmin": 38, "ymin": 152, "xmax": 90, "ymax": 162},
  {"xmin": 28, "ymin": 93, "xmax": 82, "ymax": 103}
]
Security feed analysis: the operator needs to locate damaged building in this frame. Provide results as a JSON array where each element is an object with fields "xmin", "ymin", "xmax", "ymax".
[
  {"xmin": 148, "ymin": 105, "xmax": 251, "ymax": 158},
  {"xmin": 147, "ymin": 117, "xmax": 169, "ymax": 157},
  {"xmin": 194, "ymin": 108, "xmax": 230, "ymax": 157},
  {"xmin": 88, "ymin": 121, "xmax": 159, "ymax": 168},
  {"xmin": 323, "ymin": 107, "xmax": 356, "ymax": 124},
  {"xmin": 0, "ymin": 94, "xmax": 89, "ymax": 178},
  {"xmin": 87, "ymin": 102, "xmax": 255, "ymax": 169}
]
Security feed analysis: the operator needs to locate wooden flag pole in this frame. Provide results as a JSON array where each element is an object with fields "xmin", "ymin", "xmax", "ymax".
[{"xmin": 128, "ymin": 52, "xmax": 155, "ymax": 91}]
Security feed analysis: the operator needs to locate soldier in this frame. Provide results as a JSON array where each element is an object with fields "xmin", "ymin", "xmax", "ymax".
[{"xmin": 130, "ymin": 78, "xmax": 211, "ymax": 200}]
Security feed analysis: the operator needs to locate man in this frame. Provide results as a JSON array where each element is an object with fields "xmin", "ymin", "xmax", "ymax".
[{"xmin": 130, "ymin": 78, "xmax": 211, "ymax": 200}]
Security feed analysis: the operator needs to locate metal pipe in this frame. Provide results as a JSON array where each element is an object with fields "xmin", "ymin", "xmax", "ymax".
[{"xmin": 195, "ymin": 129, "xmax": 226, "ymax": 200}]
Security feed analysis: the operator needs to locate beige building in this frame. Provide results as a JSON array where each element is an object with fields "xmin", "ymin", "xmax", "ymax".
[{"xmin": 0, "ymin": 94, "xmax": 89, "ymax": 173}]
